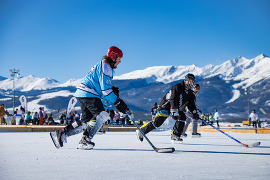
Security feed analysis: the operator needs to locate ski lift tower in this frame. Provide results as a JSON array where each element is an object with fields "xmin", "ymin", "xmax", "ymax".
[{"xmin": 9, "ymin": 69, "xmax": 20, "ymax": 114}]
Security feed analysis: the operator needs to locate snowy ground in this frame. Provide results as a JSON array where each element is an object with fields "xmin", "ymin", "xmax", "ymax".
[{"xmin": 0, "ymin": 130, "xmax": 270, "ymax": 180}]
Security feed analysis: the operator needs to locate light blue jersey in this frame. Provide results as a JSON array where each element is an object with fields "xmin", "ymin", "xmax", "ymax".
[{"xmin": 74, "ymin": 60, "xmax": 118, "ymax": 107}]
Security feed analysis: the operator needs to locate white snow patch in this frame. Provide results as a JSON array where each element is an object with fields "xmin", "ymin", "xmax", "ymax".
[
  {"xmin": 27, "ymin": 90, "xmax": 73, "ymax": 112},
  {"xmin": 226, "ymin": 90, "xmax": 241, "ymax": 104},
  {"xmin": 265, "ymin": 100, "xmax": 270, "ymax": 106}
]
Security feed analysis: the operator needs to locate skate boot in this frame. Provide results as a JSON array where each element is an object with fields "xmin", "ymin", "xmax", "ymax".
[
  {"xmin": 171, "ymin": 134, "xmax": 183, "ymax": 144},
  {"xmin": 57, "ymin": 129, "xmax": 67, "ymax": 147},
  {"xmin": 192, "ymin": 133, "xmax": 201, "ymax": 138},
  {"xmin": 97, "ymin": 128, "xmax": 106, "ymax": 134},
  {"xmin": 50, "ymin": 129, "xmax": 67, "ymax": 149},
  {"xmin": 136, "ymin": 130, "xmax": 144, "ymax": 142},
  {"xmin": 182, "ymin": 133, "xmax": 187, "ymax": 138},
  {"xmin": 77, "ymin": 136, "xmax": 95, "ymax": 150}
]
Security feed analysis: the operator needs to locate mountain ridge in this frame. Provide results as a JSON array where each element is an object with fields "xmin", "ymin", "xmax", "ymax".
[{"xmin": 0, "ymin": 54, "xmax": 270, "ymax": 121}]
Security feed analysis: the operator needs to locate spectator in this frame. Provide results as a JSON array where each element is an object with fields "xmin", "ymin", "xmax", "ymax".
[
  {"xmin": 67, "ymin": 112, "xmax": 74, "ymax": 125},
  {"xmin": 201, "ymin": 113, "xmax": 206, "ymax": 126},
  {"xmin": 43, "ymin": 108, "xmax": 47, "ymax": 124},
  {"xmin": 74, "ymin": 111, "xmax": 80, "ymax": 121},
  {"xmin": 14, "ymin": 108, "xmax": 18, "ymax": 115},
  {"xmin": 5, "ymin": 110, "xmax": 9, "ymax": 116},
  {"xmin": 151, "ymin": 102, "xmax": 158, "ymax": 120},
  {"xmin": 257, "ymin": 119, "xmax": 262, "ymax": 128},
  {"xmin": 20, "ymin": 106, "xmax": 25, "ymax": 118},
  {"xmin": 137, "ymin": 119, "xmax": 143, "ymax": 126},
  {"xmin": 39, "ymin": 107, "xmax": 44, "ymax": 125},
  {"xmin": 24, "ymin": 111, "xmax": 32, "ymax": 125},
  {"xmin": 33, "ymin": 112, "xmax": 39, "ymax": 125},
  {"xmin": 109, "ymin": 109, "xmax": 115, "ymax": 125},
  {"xmin": 209, "ymin": 113, "xmax": 214, "ymax": 125},
  {"xmin": 125, "ymin": 115, "xmax": 131, "ymax": 125},
  {"xmin": 0, "ymin": 104, "xmax": 6, "ymax": 124},
  {"xmin": 59, "ymin": 113, "xmax": 66, "ymax": 125},
  {"xmin": 119, "ymin": 112, "xmax": 126, "ymax": 126},
  {"xmin": 249, "ymin": 110, "xmax": 259, "ymax": 128},
  {"xmin": 48, "ymin": 113, "xmax": 55, "ymax": 125},
  {"xmin": 213, "ymin": 109, "xmax": 219, "ymax": 128},
  {"xmin": 15, "ymin": 108, "xmax": 24, "ymax": 125},
  {"xmin": 114, "ymin": 111, "xmax": 120, "ymax": 124}
]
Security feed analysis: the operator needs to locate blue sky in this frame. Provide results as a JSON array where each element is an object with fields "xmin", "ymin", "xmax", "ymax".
[{"xmin": 1, "ymin": 0, "xmax": 270, "ymax": 83}]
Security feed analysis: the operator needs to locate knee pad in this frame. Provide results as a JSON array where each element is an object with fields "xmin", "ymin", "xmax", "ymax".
[{"xmin": 86, "ymin": 111, "xmax": 109, "ymax": 139}]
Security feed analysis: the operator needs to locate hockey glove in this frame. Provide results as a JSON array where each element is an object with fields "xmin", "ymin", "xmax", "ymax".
[
  {"xmin": 170, "ymin": 107, "xmax": 179, "ymax": 120},
  {"xmin": 114, "ymin": 98, "xmax": 129, "ymax": 114},
  {"xmin": 112, "ymin": 86, "xmax": 119, "ymax": 98}
]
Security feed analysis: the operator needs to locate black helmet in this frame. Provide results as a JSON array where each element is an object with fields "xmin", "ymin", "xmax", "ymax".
[
  {"xmin": 184, "ymin": 73, "xmax": 195, "ymax": 89},
  {"xmin": 185, "ymin": 73, "xmax": 195, "ymax": 81}
]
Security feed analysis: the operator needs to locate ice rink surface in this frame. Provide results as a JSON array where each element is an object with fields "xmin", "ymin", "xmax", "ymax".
[{"xmin": 1, "ymin": 130, "xmax": 270, "ymax": 180}]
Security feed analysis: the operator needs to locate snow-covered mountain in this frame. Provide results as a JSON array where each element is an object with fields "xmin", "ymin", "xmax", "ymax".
[
  {"xmin": 0, "ymin": 54, "xmax": 270, "ymax": 120},
  {"xmin": 0, "ymin": 76, "xmax": 7, "ymax": 81},
  {"xmin": 115, "ymin": 54, "xmax": 270, "ymax": 89},
  {"xmin": 0, "ymin": 75, "xmax": 61, "ymax": 91},
  {"xmin": 1, "ymin": 54, "xmax": 269, "ymax": 91}
]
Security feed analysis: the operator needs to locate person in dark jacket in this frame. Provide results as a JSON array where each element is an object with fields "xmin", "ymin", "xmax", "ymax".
[
  {"xmin": 136, "ymin": 73, "xmax": 196, "ymax": 143},
  {"xmin": 181, "ymin": 83, "xmax": 201, "ymax": 137}
]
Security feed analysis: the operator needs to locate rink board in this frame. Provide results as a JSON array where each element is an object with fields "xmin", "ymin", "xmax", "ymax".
[{"xmin": 0, "ymin": 125, "xmax": 270, "ymax": 134}]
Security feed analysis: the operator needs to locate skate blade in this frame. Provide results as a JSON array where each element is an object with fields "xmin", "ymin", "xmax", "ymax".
[
  {"xmin": 50, "ymin": 132, "xmax": 61, "ymax": 149},
  {"xmin": 171, "ymin": 140, "xmax": 183, "ymax": 144},
  {"xmin": 97, "ymin": 131, "xmax": 106, "ymax": 135},
  {"xmin": 191, "ymin": 135, "xmax": 201, "ymax": 138},
  {"xmin": 156, "ymin": 147, "xmax": 175, "ymax": 153},
  {"xmin": 247, "ymin": 142, "xmax": 261, "ymax": 148},
  {"xmin": 77, "ymin": 144, "xmax": 94, "ymax": 150},
  {"xmin": 136, "ymin": 130, "xmax": 143, "ymax": 142}
]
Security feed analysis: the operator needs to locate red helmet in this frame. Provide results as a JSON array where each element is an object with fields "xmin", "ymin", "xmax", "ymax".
[{"xmin": 107, "ymin": 46, "xmax": 123, "ymax": 60}]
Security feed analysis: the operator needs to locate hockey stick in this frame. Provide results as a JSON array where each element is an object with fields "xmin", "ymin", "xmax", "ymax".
[
  {"xmin": 126, "ymin": 111, "xmax": 175, "ymax": 153},
  {"xmin": 199, "ymin": 118, "xmax": 260, "ymax": 148},
  {"xmin": 259, "ymin": 108, "xmax": 270, "ymax": 114}
]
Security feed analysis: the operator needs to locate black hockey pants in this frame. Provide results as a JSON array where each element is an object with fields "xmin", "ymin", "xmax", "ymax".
[
  {"xmin": 64, "ymin": 97, "xmax": 105, "ymax": 137},
  {"xmin": 141, "ymin": 111, "xmax": 186, "ymax": 137}
]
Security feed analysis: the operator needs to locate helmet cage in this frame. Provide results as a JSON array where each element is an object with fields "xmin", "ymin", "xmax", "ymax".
[{"xmin": 184, "ymin": 73, "xmax": 195, "ymax": 89}]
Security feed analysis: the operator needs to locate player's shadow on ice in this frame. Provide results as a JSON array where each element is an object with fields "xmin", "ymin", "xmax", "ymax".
[
  {"xmin": 174, "ymin": 150, "xmax": 270, "ymax": 156},
  {"xmin": 93, "ymin": 148, "xmax": 153, "ymax": 152},
  {"xmin": 169, "ymin": 142, "xmax": 270, "ymax": 149}
]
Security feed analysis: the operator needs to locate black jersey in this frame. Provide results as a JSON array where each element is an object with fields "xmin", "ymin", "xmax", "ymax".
[
  {"xmin": 158, "ymin": 81, "xmax": 193, "ymax": 112},
  {"xmin": 187, "ymin": 91, "xmax": 197, "ymax": 112}
]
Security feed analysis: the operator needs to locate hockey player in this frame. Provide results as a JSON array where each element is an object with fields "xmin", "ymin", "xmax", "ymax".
[
  {"xmin": 136, "ymin": 73, "xmax": 196, "ymax": 143},
  {"xmin": 51, "ymin": 46, "xmax": 130, "ymax": 149},
  {"xmin": 213, "ymin": 109, "xmax": 219, "ymax": 128},
  {"xmin": 181, "ymin": 83, "xmax": 201, "ymax": 137},
  {"xmin": 249, "ymin": 110, "xmax": 259, "ymax": 128}
]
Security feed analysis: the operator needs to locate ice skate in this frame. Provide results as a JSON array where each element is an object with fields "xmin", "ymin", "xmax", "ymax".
[
  {"xmin": 136, "ymin": 130, "xmax": 144, "ymax": 142},
  {"xmin": 182, "ymin": 133, "xmax": 187, "ymax": 138},
  {"xmin": 192, "ymin": 133, "xmax": 201, "ymax": 138},
  {"xmin": 171, "ymin": 134, "xmax": 183, "ymax": 144},
  {"xmin": 97, "ymin": 128, "xmax": 106, "ymax": 134},
  {"xmin": 77, "ymin": 136, "xmax": 95, "ymax": 150},
  {"xmin": 50, "ymin": 129, "xmax": 66, "ymax": 149}
]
